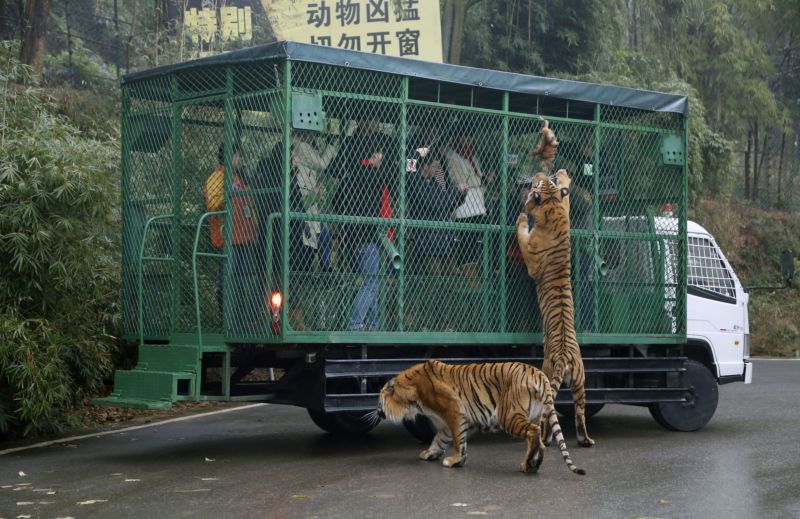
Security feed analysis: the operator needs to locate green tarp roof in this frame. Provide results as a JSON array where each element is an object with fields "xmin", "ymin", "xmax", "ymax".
[{"xmin": 123, "ymin": 41, "xmax": 688, "ymax": 115}]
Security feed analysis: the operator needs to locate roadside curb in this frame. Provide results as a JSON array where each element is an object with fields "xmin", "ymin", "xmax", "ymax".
[{"xmin": 0, "ymin": 403, "xmax": 267, "ymax": 457}]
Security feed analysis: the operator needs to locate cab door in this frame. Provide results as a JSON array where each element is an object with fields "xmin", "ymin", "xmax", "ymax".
[{"xmin": 686, "ymin": 234, "xmax": 747, "ymax": 377}]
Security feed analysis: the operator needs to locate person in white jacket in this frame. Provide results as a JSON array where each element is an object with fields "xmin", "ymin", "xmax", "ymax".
[
  {"xmin": 291, "ymin": 130, "xmax": 338, "ymax": 271},
  {"xmin": 445, "ymin": 133, "xmax": 491, "ymax": 267}
]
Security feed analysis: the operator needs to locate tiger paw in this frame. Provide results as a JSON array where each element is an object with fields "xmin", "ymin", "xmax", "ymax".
[
  {"xmin": 520, "ymin": 461, "xmax": 540, "ymax": 474},
  {"xmin": 442, "ymin": 455, "xmax": 466, "ymax": 468},
  {"xmin": 577, "ymin": 438, "xmax": 595, "ymax": 448},
  {"xmin": 516, "ymin": 213, "xmax": 528, "ymax": 228},
  {"xmin": 419, "ymin": 449, "xmax": 442, "ymax": 461},
  {"xmin": 555, "ymin": 169, "xmax": 571, "ymax": 188}
]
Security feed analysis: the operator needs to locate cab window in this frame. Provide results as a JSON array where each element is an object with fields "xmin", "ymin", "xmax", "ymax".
[{"xmin": 688, "ymin": 236, "xmax": 736, "ymax": 301}]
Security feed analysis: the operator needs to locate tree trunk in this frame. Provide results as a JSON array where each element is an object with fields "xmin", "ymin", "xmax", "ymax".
[
  {"xmin": 441, "ymin": 0, "xmax": 454, "ymax": 62},
  {"xmin": 776, "ymin": 127, "xmax": 785, "ymax": 208},
  {"xmin": 756, "ymin": 126, "xmax": 769, "ymax": 202},
  {"xmin": 65, "ymin": 0, "xmax": 72, "ymax": 71},
  {"xmin": 19, "ymin": 0, "xmax": 51, "ymax": 78},
  {"xmin": 744, "ymin": 127, "xmax": 752, "ymax": 200},
  {"xmin": 441, "ymin": 0, "xmax": 482, "ymax": 65},
  {"xmin": 752, "ymin": 120, "xmax": 760, "ymax": 201},
  {"xmin": 0, "ymin": 0, "xmax": 7, "ymax": 39}
]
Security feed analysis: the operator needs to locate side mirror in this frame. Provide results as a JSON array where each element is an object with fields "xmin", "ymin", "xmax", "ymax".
[{"xmin": 780, "ymin": 249, "xmax": 795, "ymax": 287}]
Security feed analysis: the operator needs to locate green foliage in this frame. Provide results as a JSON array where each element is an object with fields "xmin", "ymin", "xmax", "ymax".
[
  {"xmin": 691, "ymin": 200, "xmax": 800, "ymax": 357},
  {"xmin": 0, "ymin": 42, "xmax": 120, "ymax": 437}
]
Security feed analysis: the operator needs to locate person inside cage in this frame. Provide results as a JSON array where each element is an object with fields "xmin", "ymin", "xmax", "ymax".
[
  {"xmin": 291, "ymin": 129, "xmax": 338, "ymax": 273},
  {"xmin": 556, "ymin": 133, "xmax": 595, "ymax": 332},
  {"xmin": 204, "ymin": 141, "xmax": 260, "ymax": 331},
  {"xmin": 407, "ymin": 147, "xmax": 466, "ymax": 276},
  {"xmin": 445, "ymin": 131, "xmax": 493, "ymax": 269},
  {"xmin": 334, "ymin": 134, "xmax": 394, "ymax": 331}
]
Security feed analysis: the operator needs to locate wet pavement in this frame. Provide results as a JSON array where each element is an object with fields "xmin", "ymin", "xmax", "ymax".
[{"xmin": 1, "ymin": 359, "xmax": 799, "ymax": 519}]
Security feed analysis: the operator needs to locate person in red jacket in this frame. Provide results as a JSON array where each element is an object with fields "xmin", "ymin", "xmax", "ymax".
[{"xmin": 204, "ymin": 142, "xmax": 260, "ymax": 332}]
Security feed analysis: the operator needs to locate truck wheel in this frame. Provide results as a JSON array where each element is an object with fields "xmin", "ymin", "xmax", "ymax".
[
  {"xmin": 402, "ymin": 415, "xmax": 436, "ymax": 444},
  {"xmin": 648, "ymin": 360, "xmax": 718, "ymax": 432},
  {"xmin": 555, "ymin": 403, "xmax": 605, "ymax": 420},
  {"xmin": 307, "ymin": 409, "xmax": 379, "ymax": 436}
]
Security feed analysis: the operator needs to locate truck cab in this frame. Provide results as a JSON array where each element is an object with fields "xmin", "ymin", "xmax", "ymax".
[{"xmin": 685, "ymin": 220, "xmax": 752, "ymax": 384}]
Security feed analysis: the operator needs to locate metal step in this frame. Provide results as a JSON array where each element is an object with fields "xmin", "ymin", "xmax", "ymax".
[
  {"xmin": 324, "ymin": 387, "xmax": 689, "ymax": 413},
  {"xmin": 324, "ymin": 357, "xmax": 687, "ymax": 379},
  {"xmin": 95, "ymin": 369, "xmax": 196, "ymax": 408}
]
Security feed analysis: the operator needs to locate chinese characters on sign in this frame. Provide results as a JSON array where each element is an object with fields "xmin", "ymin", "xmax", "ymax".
[
  {"xmin": 184, "ymin": 2, "xmax": 253, "ymax": 57},
  {"xmin": 262, "ymin": 0, "xmax": 442, "ymax": 62}
]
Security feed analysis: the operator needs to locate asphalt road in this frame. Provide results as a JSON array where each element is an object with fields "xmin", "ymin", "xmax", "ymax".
[{"xmin": 1, "ymin": 359, "xmax": 799, "ymax": 519}]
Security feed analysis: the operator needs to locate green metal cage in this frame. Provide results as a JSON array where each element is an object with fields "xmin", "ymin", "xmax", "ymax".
[{"xmin": 120, "ymin": 41, "xmax": 688, "ymax": 353}]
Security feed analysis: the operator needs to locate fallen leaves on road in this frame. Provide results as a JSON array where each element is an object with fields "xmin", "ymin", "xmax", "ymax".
[
  {"xmin": 16, "ymin": 501, "xmax": 34, "ymax": 506},
  {"xmin": 204, "ymin": 457, "xmax": 215, "ymax": 462},
  {"xmin": 175, "ymin": 489, "xmax": 211, "ymax": 493},
  {"xmin": 77, "ymin": 499, "xmax": 109, "ymax": 505},
  {"xmin": 124, "ymin": 479, "xmax": 141, "ymax": 482},
  {"xmin": 199, "ymin": 477, "xmax": 218, "ymax": 481},
  {"xmin": 451, "ymin": 503, "xmax": 470, "ymax": 507},
  {"xmin": 371, "ymin": 494, "xmax": 395, "ymax": 499},
  {"xmin": 291, "ymin": 494, "xmax": 310, "ymax": 500},
  {"xmin": 467, "ymin": 512, "xmax": 489, "ymax": 516},
  {"xmin": 18, "ymin": 471, "xmax": 26, "ymax": 477},
  {"xmin": 657, "ymin": 499, "xmax": 670, "ymax": 504}
]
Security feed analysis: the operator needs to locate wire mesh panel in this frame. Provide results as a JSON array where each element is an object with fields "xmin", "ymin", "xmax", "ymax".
[
  {"xmin": 225, "ymin": 90, "xmax": 285, "ymax": 339},
  {"xmin": 121, "ymin": 46, "xmax": 688, "ymax": 344},
  {"xmin": 177, "ymin": 99, "xmax": 227, "ymax": 335},
  {"xmin": 121, "ymin": 78, "xmax": 175, "ymax": 339}
]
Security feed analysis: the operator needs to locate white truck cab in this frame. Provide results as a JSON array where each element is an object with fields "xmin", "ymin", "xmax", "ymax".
[{"xmin": 685, "ymin": 221, "xmax": 753, "ymax": 384}]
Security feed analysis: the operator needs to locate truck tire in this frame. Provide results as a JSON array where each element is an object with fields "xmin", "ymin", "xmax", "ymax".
[
  {"xmin": 402, "ymin": 415, "xmax": 436, "ymax": 444},
  {"xmin": 555, "ymin": 403, "xmax": 605, "ymax": 421},
  {"xmin": 648, "ymin": 360, "xmax": 718, "ymax": 432},
  {"xmin": 307, "ymin": 409, "xmax": 379, "ymax": 436}
]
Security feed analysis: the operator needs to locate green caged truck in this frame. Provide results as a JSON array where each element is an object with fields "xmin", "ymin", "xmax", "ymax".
[{"xmin": 95, "ymin": 41, "xmax": 753, "ymax": 438}]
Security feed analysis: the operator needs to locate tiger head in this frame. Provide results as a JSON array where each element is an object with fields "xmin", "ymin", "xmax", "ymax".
[
  {"xmin": 524, "ymin": 169, "xmax": 571, "ymax": 224},
  {"xmin": 377, "ymin": 362, "xmax": 434, "ymax": 423}
]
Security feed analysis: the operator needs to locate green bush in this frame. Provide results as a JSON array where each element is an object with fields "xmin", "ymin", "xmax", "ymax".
[{"xmin": 0, "ymin": 42, "xmax": 119, "ymax": 437}]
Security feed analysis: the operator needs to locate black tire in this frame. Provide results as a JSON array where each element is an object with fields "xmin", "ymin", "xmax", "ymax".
[
  {"xmin": 555, "ymin": 403, "xmax": 605, "ymax": 420},
  {"xmin": 648, "ymin": 360, "xmax": 718, "ymax": 432},
  {"xmin": 402, "ymin": 415, "xmax": 437, "ymax": 444},
  {"xmin": 307, "ymin": 409, "xmax": 379, "ymax": 436}
]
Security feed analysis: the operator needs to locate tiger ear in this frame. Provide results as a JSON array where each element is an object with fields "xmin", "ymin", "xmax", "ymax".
[
  {"xmin": 387, "ymin": 377, "xmax": 396, "ymax": 394},
  {"xmin": 533, "ymin": 191, "xmax": 541, "ymax": 205},
  {"xmin": 560, "ymin": 187, "xmax": 570, "ymax": 199}
]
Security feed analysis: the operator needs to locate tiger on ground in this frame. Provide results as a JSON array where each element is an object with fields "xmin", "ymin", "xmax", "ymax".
[
  {"xmin": 516, "ymin": 161, "xmax": 595, "ymax": 448},
  {"xmin": 375, "ymin": 360, "xmax": 585, "ymax": 475}
]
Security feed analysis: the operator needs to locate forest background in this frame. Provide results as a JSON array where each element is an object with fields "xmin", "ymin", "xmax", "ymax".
[{"xmin": 1, "ymin": 0, "xmax": 799, "ymax": 438}]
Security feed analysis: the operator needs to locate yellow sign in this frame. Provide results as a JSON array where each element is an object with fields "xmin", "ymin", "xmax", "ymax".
[{"xmin": 262, "ymin": 0, "xmax": 442, "ymax": 62}]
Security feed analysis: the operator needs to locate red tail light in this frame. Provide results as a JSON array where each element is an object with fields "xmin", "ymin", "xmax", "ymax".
[{"xmin": 270, "ymin": 292, "xmax": 283, "ymax": 310}]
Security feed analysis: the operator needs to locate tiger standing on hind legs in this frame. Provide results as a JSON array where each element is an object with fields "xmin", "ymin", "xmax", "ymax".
[{"xmin": 516, "ymin": 120, "xmax": 595, "ymax": 448}]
